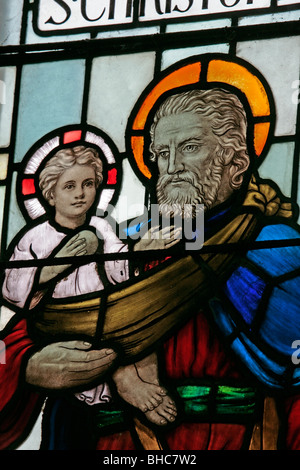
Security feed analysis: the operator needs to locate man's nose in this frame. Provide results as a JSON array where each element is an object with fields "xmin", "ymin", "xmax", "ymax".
[{"xmin": 167, "ymin": 148, "xmax": 184, "ymax": 175}]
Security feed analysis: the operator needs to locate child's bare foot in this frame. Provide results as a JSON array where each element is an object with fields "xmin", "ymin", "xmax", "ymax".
[
  {"xmin": 131, "ymin": 381, "xmax": 168, "ymax": 413},
  {"xmin": 113, "ymin": 364, "xmax": 167, "ymax": 412},
  {"xmin": 145, "ymin": 395, "xmax": 177, "ymax": 426}
]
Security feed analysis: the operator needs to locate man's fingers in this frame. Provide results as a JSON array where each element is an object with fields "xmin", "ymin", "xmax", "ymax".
[
  {"xmin": 69, "ymin": 354, "xmax": 117, "ymax": 373},
  {"xmin": 67, "ymin": 349, "xmax": 118, "ymax": 379},
  {"xmin": 148, "ymin": 225, "xmax": 160, "ymax": 239},
  {"xmin": 165, "ymin": 238, "xmax": 181, "ymax": 248},
  {"xmin": 150, "ymin": 225, "xmax": 160, "ymax": 233},
  {"xmin": 59, "ymin": 341, "xmax": 116, "ymax": 357},
  {"xmin": 160, "ymin": 225, "xmax": 175, "ymax": 236},
  {"xmin": 75, "ymin": 348, "xmax": 117, "ymax": 364},
  {"xmin": 159, "ymin": 226, "xmax": 182, "ymax": 239},
  {"xmin": 26, "ymin": 342, "xmax": 118, "ymax": 389},
  {"xmin": 59, "ymin": 342, "xmax": 117, "ymax": 364},
  {"xmin": 58, "ymin": 340, "xmax": 92, "ymax": 350},
  {"xmin": 173, "ymin": 227, "xmax": 182, "ymax": 237}
]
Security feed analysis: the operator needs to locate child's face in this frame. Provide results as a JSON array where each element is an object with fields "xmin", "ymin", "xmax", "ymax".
[{"xmin": 49, "ymin": 164, "xmax": 97, "ymax": 226}]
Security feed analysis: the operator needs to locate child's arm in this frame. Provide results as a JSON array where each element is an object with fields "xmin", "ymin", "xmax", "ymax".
[{"xmin": 92, "ymin": 217, "xmax": 129, "ymax": 285}]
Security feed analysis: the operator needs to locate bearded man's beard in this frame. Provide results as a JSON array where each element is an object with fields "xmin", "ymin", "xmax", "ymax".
[{"xmin": 156, "ymin": 155, "xmax": 224, "ymax": 218}]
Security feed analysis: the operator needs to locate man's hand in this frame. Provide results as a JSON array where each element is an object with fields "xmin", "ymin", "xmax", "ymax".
[
  {"xmin": 25, "ymin": 340, "xmax": 117, "ymax": 390},
  {"xmin": 39, "ymin": 231, "xmax": 99, "ymax": 285},
  {"xmin": 133, "ymin": 225, "xmax": 182, "ymax": 251}
]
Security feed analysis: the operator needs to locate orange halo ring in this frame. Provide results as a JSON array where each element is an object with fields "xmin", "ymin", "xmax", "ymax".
[{"xmin": 127, "ymin": 54, "xmax": 274, "ymax": 181}]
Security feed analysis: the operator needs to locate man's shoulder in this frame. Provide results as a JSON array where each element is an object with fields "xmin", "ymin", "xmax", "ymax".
[{"xmin": 246, "ymin": 221, "xmax": 300, "ymax": 278}]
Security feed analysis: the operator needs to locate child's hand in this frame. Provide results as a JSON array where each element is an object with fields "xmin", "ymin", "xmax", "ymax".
[
  {"xmin": 39, "ymin": 231, "xmax": 99, "ymax": 285},
  {"xmin": 133, "ymin": 225, "xmax": 182, "ymax": 251},
  {"xmin": 56, "ymin": 231, "xmax": 98, "ymax": 258}
]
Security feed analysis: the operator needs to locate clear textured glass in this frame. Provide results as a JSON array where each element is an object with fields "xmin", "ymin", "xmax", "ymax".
[
  {"xmin": 258, "ymin": 142, "xmax": 295, "ymax": 197},
  {"xmin": 0, "ymin": 186, "xmax": 5, "ymax": 250},
  {"xmin": 161, "ymin": 44, "xmax": 230, "ymax": 70},
  {"xmin": 6, "ymin": 173, "xmax": 25, "ymax": 247},
  {"xmin": 165, "ymin": 18, "xmax": 231, "ymax": 33},
  {"xmin": 87, "ymin": 52, "xmax": 156, "ymax": 152},
  {"xmin": 96, "ymin": 25, "xmax": 160, "ymax": 39},
  {"xmin": 238, "ymin": 10, "xmax": 300, "ymax": 25},
  {"xmin": 277, "ymin": 0, "xmax": 300, "ymax": 5},
  {"xmin": 0, "ymin": 0, "xmax": 23, "ymax": 45},
  {"xmin": 111, "ymin": 159, "xmax": 146, "ymax": 224},
  {"xmin": 0, "ymin": 154, "xmax": 9, "ymax": 180},
  {"xmin": 236, "ymin": 36, "xmax": 300, "ymax": 136},
  {"xmin": 0, "ymin": 67, "xmax": 17, "ymax": 148}
]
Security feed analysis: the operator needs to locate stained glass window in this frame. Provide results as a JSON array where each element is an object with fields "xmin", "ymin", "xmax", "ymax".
[{"xmin": 1, "ymin": 0, "xmax": 300, "ymax": 454}]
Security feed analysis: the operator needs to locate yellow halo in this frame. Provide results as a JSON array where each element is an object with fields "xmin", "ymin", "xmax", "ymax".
[{"xmin": 128, "ymin": 55, "xmax": 273, "ymax": 181}]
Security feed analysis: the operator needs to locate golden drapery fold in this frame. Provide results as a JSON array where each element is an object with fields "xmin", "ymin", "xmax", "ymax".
[{"xmin": 243, "ymin": 174, "xmax": 294, "ymax": 218}]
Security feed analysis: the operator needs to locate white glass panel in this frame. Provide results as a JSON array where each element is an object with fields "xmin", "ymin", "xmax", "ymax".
[
  {"xmin": 87, "ymin": 52, "xmax": 156, "ymax": 152},
  {"xmin": 236, "ymin": 36, "xmax": 300, "ymax": 136},
  {"xmin": 0, "ymin": 306, "xmax": 16, "ymax": 332},
  {"xmin": 7, "ymin": 172, "xmax": 26, "ymax": 247},
  {"xmin": 98, "ymin": 189, "xmax": 115, "ymax": 212},
  {"xmin": 0, "ymin": 67, "xmax": 17, "ymax": 148},
  {"xmin": 0, "ymin": 154, "xmax": 9, "ymax": 180},
  {"xmin": 16, "ymin": 411, "xmax": 43, "ymax": 450},
  {"xmin": 0, "ymin": 186, "xmax": 5, "ymax": 251},
  {"xmin": 110, "ymin": 159, "xmax": 146, "ymax": 224}
]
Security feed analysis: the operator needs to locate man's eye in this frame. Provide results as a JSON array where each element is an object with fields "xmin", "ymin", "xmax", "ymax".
[
  {"xmin": 158, "ymin": 150, "xmax": 169, "ymax": 159},
  {"xmin": 182, "ymin": 144, "xmax": 199, "ymax": 153}
]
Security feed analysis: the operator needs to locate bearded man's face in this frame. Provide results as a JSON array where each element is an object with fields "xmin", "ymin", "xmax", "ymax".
[{"xmin": 153, "ymin": 111, "xmax": 225, "ymax": 215}]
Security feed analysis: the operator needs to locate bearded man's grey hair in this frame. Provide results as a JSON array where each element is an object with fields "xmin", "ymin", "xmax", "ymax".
[{"xmin": 149, "ymin": 88, "xmax": 250, "ymax": 190}]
